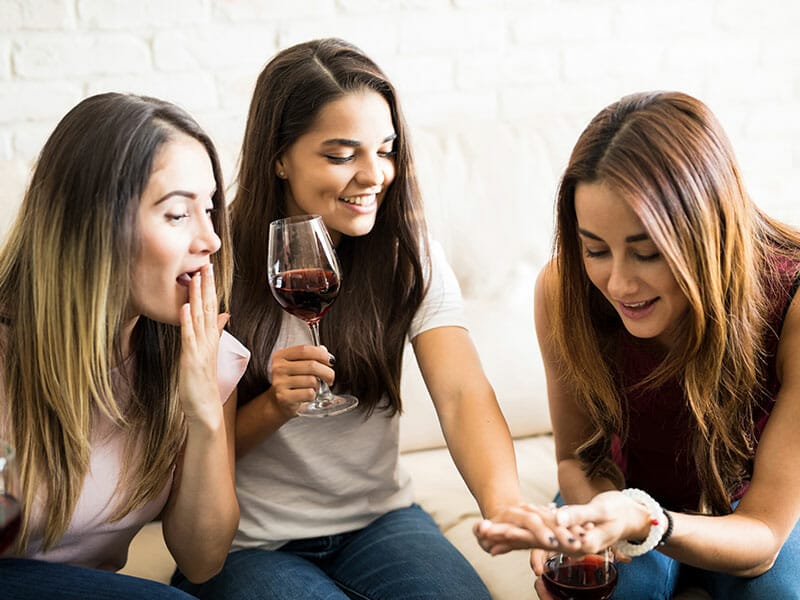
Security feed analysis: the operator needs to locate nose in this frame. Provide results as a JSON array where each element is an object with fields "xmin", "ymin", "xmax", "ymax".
[
  {"xmin": 606, "ymin": 257, "xmax": 639, "ymax": 299},
  {"xmin": 355, "ymin": 154, "xmax": 385, "ymax": 187},
  {"xmin": 191, "ymin": 215, "xmax": 221, "ymax": 255}
]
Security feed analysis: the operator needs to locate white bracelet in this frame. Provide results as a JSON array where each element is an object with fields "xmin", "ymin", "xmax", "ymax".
[{"xmin": 613, "ymin": 488, "xmax": 667, "ymax": 557}]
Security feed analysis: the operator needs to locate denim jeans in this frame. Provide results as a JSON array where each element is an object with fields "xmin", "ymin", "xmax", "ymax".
[
  {"xmin": 553, "ymin": 493, "xmax": 800, "ymax": 599},
  {"xmin": 0, "ymin": 557, "xmax": 195, "ymax": 599},
  {"xmin": 172, "ymin": 504, "xmax": 491, "ymax": 600}
]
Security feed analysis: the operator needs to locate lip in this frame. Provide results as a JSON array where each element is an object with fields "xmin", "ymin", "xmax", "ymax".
[
  {"xmin": 176, "ymin": 268, "xmax": 203, "ymax": 288},
  {"xmin": 616, "ymin": 298, "xmax": 658, "ymax": 320},
  {"xmin": 338, "ymin": 193, "xmax": 379, "ymax": 214}
]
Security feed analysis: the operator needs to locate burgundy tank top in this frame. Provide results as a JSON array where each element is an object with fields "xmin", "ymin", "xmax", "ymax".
[{"xmin": 611, "ymin": 255, "xmax": 800, "ymax": 511}]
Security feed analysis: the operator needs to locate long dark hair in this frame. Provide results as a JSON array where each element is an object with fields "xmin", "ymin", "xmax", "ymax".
[
  {"xmin": 0, "ymin": 92, "xmax": 231, "ymax": 549},
  {"xmin": 551, "ymin": 91, "xmax": 800, "ymax": 514},
  {"xmin": 230, "ymin": 38, "xmax": 427, "ymax": 414}
]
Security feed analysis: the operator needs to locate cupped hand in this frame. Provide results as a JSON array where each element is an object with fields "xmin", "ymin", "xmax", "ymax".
[
  {"xmin": 266, "ymin": 344, "xmax": 335, "ymax": 419},
  {"xmin": 178, "ymin": 264, "xmax": 228, "ymax": 426}
]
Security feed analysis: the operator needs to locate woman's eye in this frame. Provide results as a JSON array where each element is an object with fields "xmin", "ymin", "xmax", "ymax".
[
  {"xmin": 325, "ymin": 155, "xmax": 355, "ymax": 164},
  {"xmin": 635, "ymin": 252, "xmax": 661, "ymax": 262},
  {"xmin": 167, "ymin": 213, "xmax": 189, "ymax": 223},
  {"xmin": 378, "ymin": 150, "xmax": 396, "ymax": 158},
  {"xmin": 584, "ymin": 248, "xmax": 608, "ymax": 258}
]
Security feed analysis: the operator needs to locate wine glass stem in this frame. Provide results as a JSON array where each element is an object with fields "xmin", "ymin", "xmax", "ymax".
[{"xmin": 307, "ymin": 321, "xmax": 334, "ymax": 401}]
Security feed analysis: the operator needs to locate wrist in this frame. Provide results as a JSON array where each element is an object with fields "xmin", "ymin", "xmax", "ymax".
[{"xmin": 614, "ymin": 488, "xmax": 667, "ymax": 557}]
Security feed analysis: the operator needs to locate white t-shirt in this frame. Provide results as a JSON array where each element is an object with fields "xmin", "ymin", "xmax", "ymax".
[
  {"xmin": 0, "ymin": 330, "xmax": 250, "ymax": 570},
  {"xmin": 233, "ymin": 240, "xmax": 466, "ymax": 551}
]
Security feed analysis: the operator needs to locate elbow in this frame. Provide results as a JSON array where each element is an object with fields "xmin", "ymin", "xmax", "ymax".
[
  {"xmin": 729, "ymin": 553, "xmax": 778, "ymax": 578},
  {"xmin": 180, "ymin": 556, "xmax": 226, "ymax": 584}
]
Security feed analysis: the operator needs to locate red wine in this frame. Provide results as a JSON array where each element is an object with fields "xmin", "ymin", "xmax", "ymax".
[
  {"xmin": 542, "ymin": 554, "xmax": 618, "ymax": 600},
  {"xmin": 270, "ymin": 268, "xmax": 340, "ymax": 324},
  {"xmin": 0, "ymin": 493, "xmax": 21, "ymax": 553}
]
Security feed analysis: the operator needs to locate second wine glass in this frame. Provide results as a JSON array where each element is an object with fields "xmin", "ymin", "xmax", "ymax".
[{"xmin": 268, "ymin": 214, "xmax": 358, "ymax": 417}]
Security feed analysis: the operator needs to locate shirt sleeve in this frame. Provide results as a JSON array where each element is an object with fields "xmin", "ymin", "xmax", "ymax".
[
  {"xmin": 217, "ymin": 330, "xmax": 251, "ymax": 404},
  {"xmin": 407, "ymin": 239, "xmax": 468, "ymax": 340}
]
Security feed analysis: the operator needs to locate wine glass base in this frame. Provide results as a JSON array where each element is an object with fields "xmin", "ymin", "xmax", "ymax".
[{"xmin": 296, "ymin": 394, "xmax": 359, "ymax": 418}]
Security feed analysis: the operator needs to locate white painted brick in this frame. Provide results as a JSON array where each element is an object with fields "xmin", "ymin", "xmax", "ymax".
[
  {"xmin": 0, "ymin": 38, "xmax": 10, "ymax": 80},
  {"xmin": 14, "ymin": 33, "xmax": 151, "ymax": 79},
  {"xmin": 212, "ymin": 0, "xmax": 334, "ymax": 22},
  {"xmin": 456, "ymin": 48, "xmax": 560, "ymax": 89},
  {"xmin": 197, "ymin": 112, "xmax": 247, "ymax": 184},
  {"xmin": 153, "ymin": 25, "xmax": 277, "ymax": 72},
  {"xmin": 215, "ymin": 69, "xmax": 260, "ymax": 113},
  {"xmin": 278, "ymin": 17, "xmax": 401, "ymax": 61},
  {"xmin": 713, "ymin": 0, "xmax": 800, "ymax": 33},
  {"xmin": 562, "ymin": 42, "xmax": 663, "ymax": 83},
  {"xmin": 398, "ymin": 12, "xmax": 506, "ymax": 54},
  {"xmin": 511, "ymin": 4, "xmax": 614, "ymax": 44},
  {"xmin": 0, "ymin": 158, "xmax": 29, "ymax": 237},
  {"xmin": 744, "ymin": 103, "xmax": 800, "ymax": 138},
  {"xmin": 706, "ymin": 68, "xmax": 794, "ymax": 104},
  {"xmin": 613, "ymin": 1, "xmax": 714, "ymax": 36},
  {"xmin": 762, "ymin": 37, "xmax": 800, "ymax": 66},
  {"xmin": 13, "ymin": 121, "xmax": 57, "ymax": 162},
  {"xmin": 0, "ymin": 128, "xmax": 12, "ymax": 160},
  {"xmin": 78, "ymin": 0, "xmax": 209, "ymax": 30},
  {"xmin": 662, "ymin": 33, "xmax": 760, "ymax": 73},
  {"xmin": 403, "ymin": 89, "xmax": 498, "ymax": 128},
  {"xmin": 387, "ymin": 56, "xmax": 453, "ymax": 94},
  {"xmin": 0, "ymin": 1, "xmax": 23, "ymax": 30},
  {"xmin": 339, "ymin": 0, "xmax": 449, "ymax": 12},
  {"xmin": 86, "ymin": 71, "xmax": 219, "ymax": 114},
  {"xmin": 0, "ymin": 81, "xmax": 82, "ymax": 123},
  {"xmin": 499, "ymin": 80, "xmax": 625, "ymax": 122}
]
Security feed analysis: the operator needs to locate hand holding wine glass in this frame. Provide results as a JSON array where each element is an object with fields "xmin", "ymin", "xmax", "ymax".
[
  {"xmin": 1, "ymin": 440, "xmax": 21, "ymax": 554},
  {"xmin": 268, "ymin": 215, "xmax": 358, "ymax": 417}
]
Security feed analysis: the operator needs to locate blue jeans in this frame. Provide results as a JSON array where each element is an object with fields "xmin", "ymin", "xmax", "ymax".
[
  {"xmin": 172, "ymin": 504, "xmax": 491, "ymax": 600},
  {"xmin": 0, "ymin": 557, "xmax": 195, "ymax": 599},
  {"xmin": 553, "ymin": 494, "xmax": 800, "ymax": 599}
]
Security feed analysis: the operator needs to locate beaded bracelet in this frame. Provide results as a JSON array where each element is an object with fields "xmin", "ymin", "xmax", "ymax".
[
  {"xmin": 658, "ymin": 509, "xmax": 674, "ymax": 546},
  {"xmin": 613, "ymin": 488, "xmax": 667, "ymax": 557}
]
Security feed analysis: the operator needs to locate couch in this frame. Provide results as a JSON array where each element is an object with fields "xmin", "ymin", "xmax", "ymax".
[{"xmin": 121, "ymin": 122, "xmax": 710, "ymax": 599}]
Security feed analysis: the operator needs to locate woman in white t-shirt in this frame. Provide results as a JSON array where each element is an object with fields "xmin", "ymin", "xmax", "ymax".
[
  {"xmin": 173, "ymin": 38, "xmax": 523, "ymax": 599},
  {"xmin": 0, "ymin": 93, "xmax": 249, "ymax": 599}
]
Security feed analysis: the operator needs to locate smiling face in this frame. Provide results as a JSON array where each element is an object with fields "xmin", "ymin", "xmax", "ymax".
[
  {"xmin": 575, "ymin": 181, "xmax": 689, "ymax": 348},
  {"xmin": 129, "ymin": 133, "xmax": 221, "ymax": 325},
  {"xmin": 276, "ymin": 89, "xmax": 397, "ymax": 245}
]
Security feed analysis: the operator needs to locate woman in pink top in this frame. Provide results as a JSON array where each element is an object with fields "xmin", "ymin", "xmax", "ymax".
[{"xmin": 0, "ymin": 93, "xmax": 249, "ymax": 599}]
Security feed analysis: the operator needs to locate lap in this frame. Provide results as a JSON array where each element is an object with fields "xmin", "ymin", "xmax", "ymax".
[
  {"xmin": 176, "ymin": 504, "xmax": 490, "ymax": 600},
  {"xmin": 1, "ymin": 558, "xmax": 193, "ymax": 600}
]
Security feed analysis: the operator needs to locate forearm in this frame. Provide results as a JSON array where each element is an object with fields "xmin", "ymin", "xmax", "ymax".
[
  {"xmin": 162, "ymin": 415, "xmax": 238, "ymax": 582},
  {"xmin": 440, "ymin": 397, "xmax": 522, "ymax": 517},
  {"xmin": 661, "ymin": 511, "xmax": 781, "ymax": 576},
  {"xmin": 235, "ymin": 388, "xmax": 291, "ymax": 457},
  {"xmin": 557, "ymin": 458, "xmax": 617, "ymax": 504}
]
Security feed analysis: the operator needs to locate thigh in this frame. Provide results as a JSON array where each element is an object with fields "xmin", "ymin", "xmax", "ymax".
[
  {"xmin": 172, "ymin": 547, "xmax": 348, "ymax": 600},
  {"xmin": 702, "ymin": 517, "xmax": 800, "ymax": 599},
  {"xmin": 613, "ymin": 551, "xmax": 681, "ymax": 600},
  {"xmin": 0, "ymin": 558, "xmax": 193, "ymax": 600},
  {"xmin": 329, "ymin": 504, "xmax": 491, "ymax": 600}
]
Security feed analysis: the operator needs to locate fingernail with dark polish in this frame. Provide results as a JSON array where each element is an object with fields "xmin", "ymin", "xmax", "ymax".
[
  {"xmin": 567, "ymin": 537, "xmax": 576, "ymax": 543},
  {"xmin": 328, "ymin": 354, "xmax": 336, "ymax": 366},
  {"xmin": 549, "ymin": 536, "xmax": 558, "ymax": 546}
]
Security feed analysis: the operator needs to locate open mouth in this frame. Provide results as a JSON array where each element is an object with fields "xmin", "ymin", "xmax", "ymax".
[
  {"xmin": 339, "ymin": 194, "xmax": 377, "ymax": 207},
  {"xmin": 176, "ymin": 269, "xmax": 201, "ymax": 287}
]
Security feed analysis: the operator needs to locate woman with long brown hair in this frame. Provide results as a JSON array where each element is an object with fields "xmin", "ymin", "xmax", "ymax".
[
  {"xmin": 0, "ymin": 92, "xmax": 249, "ymax": 598},
  {"xmin": 175, "ymin": 38, "xmax": 522, "ymax": 599},
  {"xmin": 475, "ymin": 91, "xmax": 800, "ymax": 598}
]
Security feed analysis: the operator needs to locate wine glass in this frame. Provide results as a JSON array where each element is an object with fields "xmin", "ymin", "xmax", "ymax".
[
  {"xmin": 542, "ymin": 548, "xmax": 617, "ymax": 600},
  {"xmin": 1, "ymin": 440, "xmax": 21, "ymax": 554},
  {"xmin": 268, "ymin": 214, "xmax": 359, "ymax": 417}
]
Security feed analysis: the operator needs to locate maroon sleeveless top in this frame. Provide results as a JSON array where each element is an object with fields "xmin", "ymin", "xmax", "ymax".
[{"xmin": 611, "ymin": 255, "xmax": 800, "ymax": 511}]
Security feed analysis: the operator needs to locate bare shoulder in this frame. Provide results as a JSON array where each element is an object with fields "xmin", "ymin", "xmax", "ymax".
[
  {"xmin": 777, "ymin": 289, "xmax": 800, "ymax": 387},
  {"xmin": 534, "ymin": 258, "xmax": 559, "ymax": 325}
]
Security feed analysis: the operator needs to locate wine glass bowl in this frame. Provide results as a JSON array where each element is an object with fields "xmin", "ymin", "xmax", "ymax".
[
  {"xmin": 1, "ymin": 440, "xmax": 21, "ymax": 554},
  {"xmin": 542, "ymin": 548, "xmax": 617, "ymax": 600},
  {"xmin": 268, "ymin": 215, "xmax": 359, "ymax": 417}
]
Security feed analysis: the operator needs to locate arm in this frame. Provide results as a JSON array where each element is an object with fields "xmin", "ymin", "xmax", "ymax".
[
  {"xmin": 235, "ymin": 344, "xmax": 334, "ymax": 457},
  {"xmin": 413, "ymin": 325, "xmax": 522, "ymax": 518},
  {"xmin": 160, "ymin": 264, "xmax": 239, "ymax": 583}
]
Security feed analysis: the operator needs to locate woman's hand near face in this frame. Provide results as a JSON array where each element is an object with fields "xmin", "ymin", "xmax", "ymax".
[
  {"xmin": 178, "ymin": 263, "xmax": 228, "ymax": 428},
  {"xmin": 234, "ymin": 344, "xmax": 335, "ymax": 457}
]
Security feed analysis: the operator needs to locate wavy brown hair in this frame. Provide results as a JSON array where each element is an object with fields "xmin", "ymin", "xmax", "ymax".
[
  {"xmin": 230, "ymin": 38, "xmax": 427, "ymax": 414},
  {"xmin": 551, "ymin": 91, "xmax": 800, "ymax": 514},
  {"xmin": 0, "ymin": 92, "xmax": 232, "ymax": 550}
]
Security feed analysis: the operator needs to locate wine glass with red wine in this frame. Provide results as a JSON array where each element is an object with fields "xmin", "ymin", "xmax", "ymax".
[
  {"xmin": 268, "ymin": 215, "xmax": 359, "ymax": 417},
  {"xmin": 542, "ymin": 548, "xmax": 617, "ymax": 600},
  {"xmin": 1, "ymin": 441, "xmax": 21, "ymax": 554}
]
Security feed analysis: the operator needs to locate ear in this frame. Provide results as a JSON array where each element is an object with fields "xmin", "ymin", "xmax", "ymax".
[{"xmin": 275, "ymin": 159, "xmax": 287, "ymax": 179}]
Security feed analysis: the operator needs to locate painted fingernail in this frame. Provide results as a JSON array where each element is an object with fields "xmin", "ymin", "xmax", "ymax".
[
  {"xmin": 549, "ymin": 536, "xmax": 558, "ymax": 546},
  {"xmin": 567, "ymin": 537, "xmax": 576, "ymax": 544},
  {"xmin": 328, "ymin": 353, "xmax": 336, "ymax": 366}
]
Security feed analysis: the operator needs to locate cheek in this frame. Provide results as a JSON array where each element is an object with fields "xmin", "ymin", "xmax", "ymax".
[{"xmin": 582, "ymin": 259, "xmax": 607, "ymax": 290}]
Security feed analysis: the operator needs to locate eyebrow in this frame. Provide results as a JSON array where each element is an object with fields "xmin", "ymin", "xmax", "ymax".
[
  {"xmin": 578, "ymin": 228, "xmax": 650, "ymax": 243},
  {"xmin": 321, "ymin": 133, "xmax": 397, "ymax": 148}
]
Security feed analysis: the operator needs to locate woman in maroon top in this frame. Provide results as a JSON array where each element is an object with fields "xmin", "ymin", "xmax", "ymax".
[{"xmin": 475, "ymin": 91, "xmax": 800, "ymax": 598}]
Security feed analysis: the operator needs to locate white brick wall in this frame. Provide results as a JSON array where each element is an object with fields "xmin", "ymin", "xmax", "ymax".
[{"xmin": 1, "ymin": 0, "xmax": 799, "ymax": 245}]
